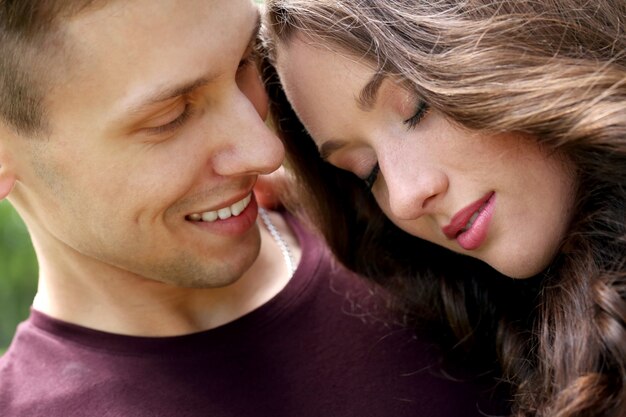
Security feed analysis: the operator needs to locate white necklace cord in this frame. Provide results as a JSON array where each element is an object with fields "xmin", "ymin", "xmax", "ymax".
[{"xmin": 258, "ymin": 207, "xmax": 296, "ymax": 277}]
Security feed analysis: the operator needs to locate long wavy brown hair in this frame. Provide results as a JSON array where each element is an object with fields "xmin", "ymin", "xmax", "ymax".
[{"xmin": 262, "ymin": 1, "xmax": 626, "ymax": 416}]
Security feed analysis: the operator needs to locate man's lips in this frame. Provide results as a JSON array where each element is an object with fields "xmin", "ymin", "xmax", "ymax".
[
  {"xmin": 442, "ymin": 192, "xmax": 495, "ymax": 239},
  {"xmin": 186, "ymin": 192, "xmax": 253, "ymax": 223}
]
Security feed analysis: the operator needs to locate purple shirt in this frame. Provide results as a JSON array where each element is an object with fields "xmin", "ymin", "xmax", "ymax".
[{"xmin": 0, "ymin": 214, "xmax": 506, "ymax": 416}]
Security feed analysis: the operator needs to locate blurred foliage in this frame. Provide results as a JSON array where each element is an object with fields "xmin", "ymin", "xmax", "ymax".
[{"xmin": 0, "ymin": 200, "xmax": 38, "ymax": 353}]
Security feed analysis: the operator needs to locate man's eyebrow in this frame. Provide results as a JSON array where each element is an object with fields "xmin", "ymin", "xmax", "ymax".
[
  {"xmin": 357, "ymin": 72, "xmax": 385, "ymax": 111},
  {"xmin": 131, "ymin": 78, "xmax": 210, "ymax": 113},
  {"xmin": 125, "ymin": 14, "xmax": 261, "ymax": 114}
]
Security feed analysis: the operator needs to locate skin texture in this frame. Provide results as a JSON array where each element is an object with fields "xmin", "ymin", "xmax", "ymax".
[
  {"xmin": 0, "ymin": 0, "xmax": 295, "ymax": 335},
  {"xmin": 276, "ymin": 37, "xmax": 577, "ymax": 278}
]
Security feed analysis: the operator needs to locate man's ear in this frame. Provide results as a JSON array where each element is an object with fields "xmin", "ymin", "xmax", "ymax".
[
  {"xmin": 0, "ymin": 166, "xmax": 16, "ymax": 200},
  {"xmin": 0, "ymin": 145, "xmax": 16, "ymax": 200}
]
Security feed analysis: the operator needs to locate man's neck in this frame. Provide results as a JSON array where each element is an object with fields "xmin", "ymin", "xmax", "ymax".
[{"xmin": 32, "ymin": 211, "xmax": 301, "ymax": 336}]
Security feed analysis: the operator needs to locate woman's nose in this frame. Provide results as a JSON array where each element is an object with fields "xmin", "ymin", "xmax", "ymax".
[{"xmin": 379, "ymin": 162, "xmax": 448, "ymax": 221}]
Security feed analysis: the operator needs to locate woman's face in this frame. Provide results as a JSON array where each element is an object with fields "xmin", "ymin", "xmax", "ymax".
[{"xmin": 275, "ymin": 37, "xmax": 578, "ymax": 278}]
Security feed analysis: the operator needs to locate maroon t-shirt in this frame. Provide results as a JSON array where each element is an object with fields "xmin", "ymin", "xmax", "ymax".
[{"xmin": 0, "ymin": 214, "xmax": 506, "ymax": 416}]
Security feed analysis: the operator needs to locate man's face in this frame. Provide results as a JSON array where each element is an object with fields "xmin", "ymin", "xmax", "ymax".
[{"xmin": 9, "ymin": 0, "xmax": 284, "ymax": 287}]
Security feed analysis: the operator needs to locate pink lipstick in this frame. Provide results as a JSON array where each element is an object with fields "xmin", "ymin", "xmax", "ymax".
[{"xmin": 442, "ymin": 192, "xmax": 495, "ymax": 250}]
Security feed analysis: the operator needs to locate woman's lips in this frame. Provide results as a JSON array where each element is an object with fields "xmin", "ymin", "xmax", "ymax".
[{"xmin": 442, "ymin": 192, "xmax": 496, "ymax": 250}]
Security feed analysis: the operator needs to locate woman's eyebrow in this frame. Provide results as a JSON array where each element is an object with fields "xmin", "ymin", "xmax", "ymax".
[
  {"xmin": 318, "ymin": 74, "xmax": 384, "ymax": 159},
  {"xmin": 357, "ymin": 72, "xmax": 385, "ymax": 111}
]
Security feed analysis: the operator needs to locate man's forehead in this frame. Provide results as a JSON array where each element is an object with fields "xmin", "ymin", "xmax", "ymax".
[
  {"xmin": 57, "ymin": 0, "xmax": 260, "ymax": 112},
  {"xmin": 120, "ymin": 15, "xmax": 261, "ymax": 116},
  {"xmin": 65, "ymin": 0, "xmax": 258, "ymax": 43}
]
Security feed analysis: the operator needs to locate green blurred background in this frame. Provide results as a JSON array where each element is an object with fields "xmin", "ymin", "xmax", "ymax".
[{"xmin": 0, "ymin": 200, "xmax": 38, "ymax": 354}]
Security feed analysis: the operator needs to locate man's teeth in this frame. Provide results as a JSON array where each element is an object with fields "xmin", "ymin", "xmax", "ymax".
[{"xmin": 188, "ymin": 194, "xmax": 252, "ymax": 223}]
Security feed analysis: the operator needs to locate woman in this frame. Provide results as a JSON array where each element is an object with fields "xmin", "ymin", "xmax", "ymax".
[{"xmin": 261, "ymin": 1, "xmax": 626, "ymax": 416}]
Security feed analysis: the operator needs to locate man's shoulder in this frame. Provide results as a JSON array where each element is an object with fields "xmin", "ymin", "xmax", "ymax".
[
  {"xmin": 0, "ymin": 318, "xmax": 81, "ymax": 417},
  {"xmin": 282, "ymin": 210, "xmax": 400, "ymax": 327}
]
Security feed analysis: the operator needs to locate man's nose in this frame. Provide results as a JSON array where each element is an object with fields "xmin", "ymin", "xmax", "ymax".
[{"xmin": 209, "ymin": 91, "xmax": 285, "ymax": 178}]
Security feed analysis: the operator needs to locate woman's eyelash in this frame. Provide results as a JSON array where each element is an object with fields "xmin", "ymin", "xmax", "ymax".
[
  {"xmin": 363, "ymin": 163, "xmax": 380, "ymax": 190},
  {"xmin": 145, "ymin": 104, "xmax": 193, "ymax": 135},
  {"xmin": 403, "ymin": 100, "xmax": 430, "ymax": 129}
]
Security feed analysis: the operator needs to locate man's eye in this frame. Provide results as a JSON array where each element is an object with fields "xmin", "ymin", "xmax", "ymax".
[
  {"xmin": 238, "ymin": 49, "xmax": 260, "ymax": 73},
  {"xmin": 403, "ymin": 100, "xmax": 430, "ymax": 130},
  {"xmin": 145, "ymin": 104, "xmax": 193, "ymax": 135},
  {"xmin": 363, "ymin": 163, "xmax": 380, "ymax": 191}
]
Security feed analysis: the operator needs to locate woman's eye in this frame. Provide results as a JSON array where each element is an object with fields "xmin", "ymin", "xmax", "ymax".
[
  {"xmin": 403, "ymin": 100, "xmax": 430, "ymax": 130},
  {"xmin": 145, "ymin": 104, "xmax": 193, "ymax": 135},
  {"xmin": 363, "ymin": 163, "xmax": 380, "ymax": 191}
]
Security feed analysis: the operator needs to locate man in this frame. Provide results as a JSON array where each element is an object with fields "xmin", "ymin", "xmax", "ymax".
[{"xmin": 0, "ymin": 1, "xmax": 500, "ymax": 416}]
